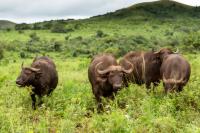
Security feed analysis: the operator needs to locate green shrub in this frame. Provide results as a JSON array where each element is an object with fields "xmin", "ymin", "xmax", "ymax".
[
  {"xmin": 15, "ymin": 23, "xmax": 31, "ymax": 30},
  {"xmin": 54, "ymin": 41, "xmax": 62, "ymax": 51},
  {"xmin": 183, "ymin": 32, "xmax": 200, "ymax": 51},
  {"xmin": 43, "ymin": 22, "xmax": 53, "ymax": 29},
  {"xmin": 29, "ymin": 32, "xmax": 40, "ymax": 42},
  {"xmin": 18, "ymin": 30, "xmax": 24, "ymax": 34},
  {"xmin": 74, "ymin": 24, "xmax": 80, "ymax": 29},
  {"xmin": 96, "ymin": 30, "xmax": 106, "ymax": 38},
  {"xmin": 5, "ymin": 28, "xmax": 11, "ymax": 32},
  {"xmin": 20, "ymin": 52, "xmax": 26, "ymax": 58},
  {"xmin": 179, "ymin": 27, "xmax": 191, "ymax": 33},
  {"xmin": 51, "ymin": 23, "xmax": 67, "ymax": 33},
  {"xmin": 74, "ymin": 36, "xmax": 83, "ymax": 41},
  {"xmin": 133, "ymin": 35, "xmax": 148, "ymax": 44},
  {"xmin": 65, "ymin": 35, "xmax": 71, "ymax": 41},
  {"xmin": 32, "ymin": 23, "xmax": 42, "ymax": 30}
]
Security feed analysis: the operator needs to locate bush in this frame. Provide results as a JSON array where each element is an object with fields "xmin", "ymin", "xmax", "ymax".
[
  {"xmin": 51, "ymin": 23, "xmax": 67, "ymax": 33},
  {"xmin": 5, "ymin": 28, "xmax": 11, "ymax": 32},
  {"xmin": 75, "ymin": 36, "xmax": 83, "ymax": 41},
  {"xmin": 74, "ymin": 24, "xmax": 81, "ymax": 29},
  {"xmin": 167, "ymin": 37, "xmax": 180, "ymax": 47},
  {"xmin": 132, "ymin": 35, "xmax": 148, "ymax": 44},
  {"xmin": 179, "ymin": 27, "xmax": 191, "ymax": 33},
  {"xmin": 43, "ymin": 22, "xmax": 53, "ymax": 29},
  {"xmin": 54, "ymin": 41, "xmax": 62, "ymax": 51},
  {"xmin": 18, "ymin": 30, "xmax": 24, "ymax": 34},
  {"xmin": 20, "ymin": 52, "xmax": 26, "ymax": 58},
  {"xmin": 165, "ymin": 30, "xmax": 174, "ymax": 36},
  {"xmin": 32, "ymin": 23, "xmax": 42, "ymax": 30},
  {"xmin": 65, "ymin": 35, "xmax": 71, "ymax": 41},
  {"xmin": 183, "ymin": 32, "xmax": 200, "ymax": 51},
  {"xmin": 15, "ymin": 23, "xmax": 31, "ymax": 30},
  {"xmin": 29, "ymin": 32, "xmax": 40, "ymax": 41},
  {"xmin": 65, "ymin": 28, "xmax": 74, "ymax": 33},
  {"xmin": 152, "ymin": 25, "xmax": 159, "ymax": 29},
  {"xmin": 96, "ymin": 30, "xmax": 106, "ymax": 38}
]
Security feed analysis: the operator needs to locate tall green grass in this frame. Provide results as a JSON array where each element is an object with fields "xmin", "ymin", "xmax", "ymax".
[{"xmin": 0, "ymin": 54, "xmax": 199, "ymax": 132}]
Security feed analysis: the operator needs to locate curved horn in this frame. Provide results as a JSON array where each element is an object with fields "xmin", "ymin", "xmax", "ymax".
[
  {"xmin": 28, "ymin": 67, "xmax": 40, "ymax": 72},
  {"xmin": 154, "ymin": 49, "xmax": 161, "ymax": 54},
  {"xmin": 163, "ymin": 74, "xmax": 185, "ymax": 84},
  {"xmin": 95, "ymin": 62, "xmax": 111, "ymax": 75},
  {"xmin": 121, "ymin": 60, "xmax": 133, "ymax": 74},
  {"xmin": 175, "ymin": 78, "xmax": 186, "ymax": 84},
  {"xmin": 174, "ymin": 47, "xmax": 179, "ymax": 54}
]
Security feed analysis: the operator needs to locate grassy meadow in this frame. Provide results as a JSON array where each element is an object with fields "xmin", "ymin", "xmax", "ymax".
[{"xmin": 0, "ymin": 0, "xmax": 200, "ymax": 132}]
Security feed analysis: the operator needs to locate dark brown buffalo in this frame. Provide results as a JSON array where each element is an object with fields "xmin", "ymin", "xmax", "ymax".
[
  {"xmin": 120, "ymin": 51, "xmax": 161, "ymax": 89},
  {"xmin": 88, "ymin": 54, "xmax": 133, "ymax": 110},
  {"xmin": 16, "ymin": 56, "xmax": 58, "ymax": 109},
  {"xmin": 156, "ymin": 48, "xmax": 191, "ymax": 92}
]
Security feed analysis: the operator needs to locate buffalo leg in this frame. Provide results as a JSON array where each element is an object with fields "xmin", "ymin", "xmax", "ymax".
[
  {"xmin": 94, "ymin": 90, "xmax": 104, "ymax": 112},
  {"xmin": 177, "ymin": 86, "xmax": 183, "ymax": 92},
  {"xmin": 152, "ymin": 81, "xmax": 159, "ymax": 93},
  {"xmin": 163, "ymin": 83, "xmax": 168, "ymax": 94},
  {"xmin": 31, "ymin": 94, "xmax": 36, "ymax": 110},
  {"xmin": 47, "ymin": 88, "xmax": 54, "ymax": 96},
  {"xmin": 145, "ymin": 82, "xmax": 151, "ymax": 93},
  {"xmin": 38, "ymin": 96, "xmax": 43, "ymax": 106},
  {"xmin": 95, "ymin": 94, "xmax": 103, "ymax": 113}
]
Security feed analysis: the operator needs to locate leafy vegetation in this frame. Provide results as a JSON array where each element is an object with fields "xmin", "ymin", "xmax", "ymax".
[{"xmin": 0, "ymin": 0, "xmax": 200, "ymax": 132}]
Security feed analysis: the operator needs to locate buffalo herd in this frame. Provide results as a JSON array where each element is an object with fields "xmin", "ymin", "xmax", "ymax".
[{"xmin": 16, "ymin": 48, "xmax": 191, "ymax": 110}]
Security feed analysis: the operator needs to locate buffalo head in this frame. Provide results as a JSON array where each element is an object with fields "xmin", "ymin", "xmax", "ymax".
[
  {"xmin": 154, "ymin": 48, "xmax": 178, "ymax": 61},
  {"xmin": 16, "ymin": 63, "xmax": 40, "ymax": 87},
  {"xmin": 95, "ymin": 60, "xmax": 133, "ymax": 90}
]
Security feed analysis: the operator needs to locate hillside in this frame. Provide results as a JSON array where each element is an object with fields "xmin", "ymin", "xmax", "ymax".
[
  {"xmin": 12, "ymin": 0, "xmax": 200, "ymax": 34},
  {"xmin": 92, "ymin": 0, "xmax": 200, "ymax": 20},
  {"xmin": 0, "ymin": 20, "xmax": 15, "ymax": 30}
]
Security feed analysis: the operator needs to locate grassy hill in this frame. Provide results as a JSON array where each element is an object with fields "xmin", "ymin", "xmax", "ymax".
[
  {"xmin": 93, "ymin": 0, "xmax": 198, "ymax": 20},
  {"xmin": 1, "ymin": 0, "xmax": 199, "ymax": 58},
  {"xmin": 13, "ymin": 0, "xmax": 200, "ymax": 30},
  {"xmin": 0, "ymin": 20, "xmax": 15, "ymax": 30}
]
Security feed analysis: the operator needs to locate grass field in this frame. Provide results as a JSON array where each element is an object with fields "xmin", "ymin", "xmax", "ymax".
[
  {"xmin": 0, "ymin": 0, "xmax": 200, "ymax": 132},
  {"xmin": 0, "ymin": 52, "xmax": 199, "ymax": 132}
]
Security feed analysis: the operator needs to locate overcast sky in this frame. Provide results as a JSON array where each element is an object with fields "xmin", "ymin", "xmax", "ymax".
[{"xmin": 0, "ymin": 0, "xmax": 200, "ymax": 23}]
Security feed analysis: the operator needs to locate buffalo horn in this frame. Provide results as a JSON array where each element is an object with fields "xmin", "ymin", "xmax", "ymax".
[{"xmin": 121, "ymin": 60, "xmax": 133, "ymax": 74}]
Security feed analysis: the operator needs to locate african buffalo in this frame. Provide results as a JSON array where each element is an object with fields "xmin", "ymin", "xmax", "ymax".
[
  {"xmin": 120, "ymin": 51, "xmax": 161, "ymax": 89},
  {"xmin": 88, "ymin": 54, "xmax": 133, "ymax": 110},
  {"xmin": 16, "ymin": 56, "xmax": 58, "ymax": 109},
  {"xmin": 156, "ymin": 48, "xmax": 191, "ymax": 92}
]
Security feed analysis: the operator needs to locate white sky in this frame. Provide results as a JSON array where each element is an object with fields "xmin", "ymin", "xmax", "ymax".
[{"xmin": 0, "ymin": 0, "xmax": 199, "ymax": 23}]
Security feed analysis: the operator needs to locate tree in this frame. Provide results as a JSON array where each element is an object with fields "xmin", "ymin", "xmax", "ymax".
[
  {"xmin": 51, "ymin": 23, "xmax": 66, "ymax": 33},
  {"xmin": 15, "ymin": 23, "xmax": 31, "ymax": 30}
]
